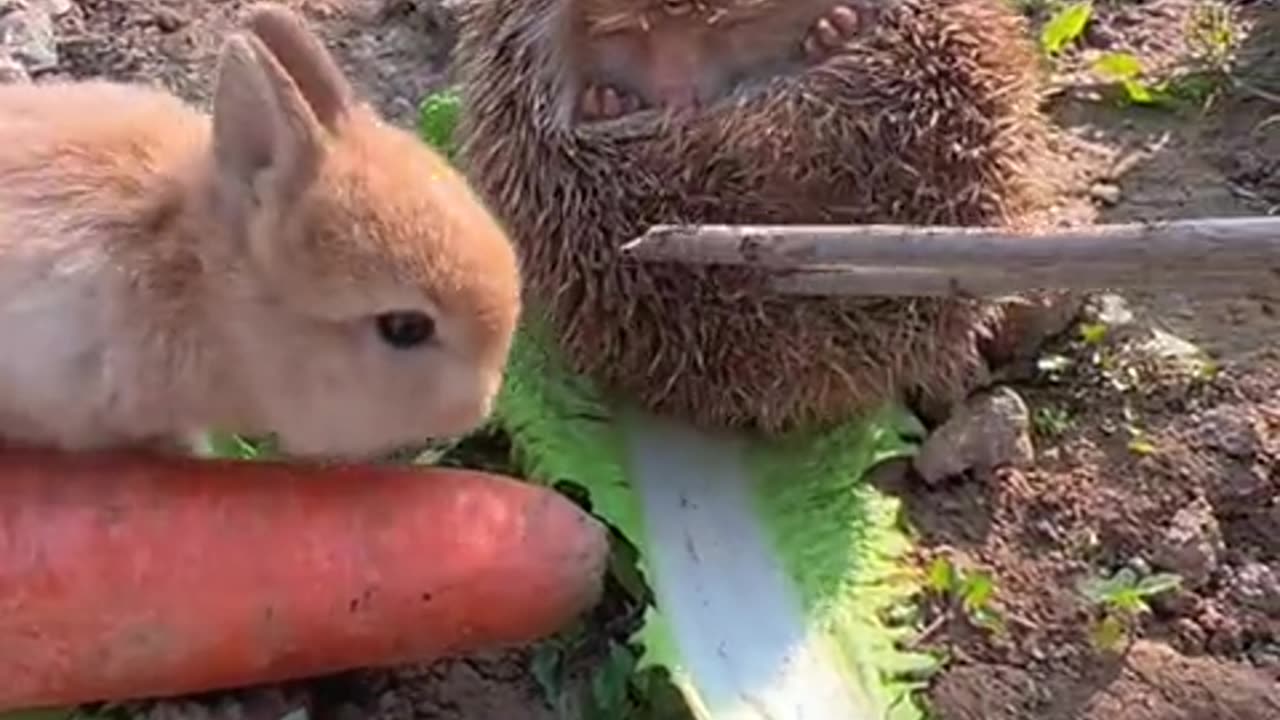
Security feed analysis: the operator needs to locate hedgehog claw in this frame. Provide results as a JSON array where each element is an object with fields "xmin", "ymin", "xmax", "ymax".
[
  {"xmin": 579, "ymin": 84, "xmax": 641, "ymax": 121},
  {"xmin": 803, "ymin": 5, "xmax": 860, "ymax": 64}
]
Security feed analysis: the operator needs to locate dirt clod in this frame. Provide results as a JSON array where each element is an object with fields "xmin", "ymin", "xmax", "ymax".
[
  {"xmin": 1077, "ymin": 640, "xmax": 1280, "ymax": 720},
  {"xmin": 1229, "ymin": 562, "xmax": 1280, "ymax": 617},
  {"xmin": 1153, "ymin": 498, "xmax": 1226, "ymax": 589},
  {"xmin": 0, "ymin": 52, "xmax": 26, "ymax": 81},
  {"xmin": 0, "ymin": 0, "xmax": 58, "ymax": 71},
  {"xmin": 1194, "ymin": 405, "xmax": 1264, "ymax": 461},
  {"xmin": 914, "ymin": 386, "xmax": 1036, "ymax": 484}
]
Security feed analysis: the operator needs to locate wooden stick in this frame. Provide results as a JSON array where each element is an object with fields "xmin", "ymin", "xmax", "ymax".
[
  {"xmin": 768, "ymin": 267, "xmax": 1279, "ymax": 298},
  {"xmin": 620, "ymin": 217, "xmax": 1280, "ymax": 273}
]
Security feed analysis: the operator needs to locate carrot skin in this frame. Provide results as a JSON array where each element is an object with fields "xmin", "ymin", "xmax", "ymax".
[{"xmin": 0, "ymin": 448, "xmax": 609, "ymax": 711}]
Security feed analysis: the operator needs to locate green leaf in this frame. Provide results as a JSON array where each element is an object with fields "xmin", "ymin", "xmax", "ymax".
[
  {"xmin": 1135, "ymin": 572, "xmax": 1183, "ymax": 597},
  {"xmin": 960, "ymin": 572, "xmax": 996, "ymax": 612},
  {"xmin": 1121, "ymin": 79, "xmax": 1157, "ymax": 105},
  {"xmin": 197, "ymin": 431, "xmax": 267, "ymax": 460},
  {"xmin": 530, "ymin": 643, "xmax": 565, "ymax": 706},
  {"xmin": 927, "ymin": 556, "xmax": 956, "ymax": 595},
  {"xmin": 418, "ymin": 89, "xmax": 462, "ymax": 157},
  {"xmin": 588, "ymin": 642, "xmax": 639, "ymax": 717},
  {"xmin": 971, "ymin": 607, "xmax": 1007, "ymax": 636},
  {"xmin": 1080, "ymin": 566, "xmax": 1137, "ymax": 604},
  {"xmin": 1092, "ymin": 52, "xmax": 1143, "ymax": 81},
  {"xmin": 1078, "ymin": 322, "xmax": 1109, "ymax": 346},
  {"xmin": 1109, "ymin": 587, "xmax": 1149, "ymax": 615},
  {"xmin": 608, "ymin": 532, "xmax": 655, "ymax": 606},
  {"xmin": 1089, "ymin": 613, "xmax": 1128, "ymax": 652},
  {"xmin": 1040, "ymin": 1, "xmax": 1093, "ymax": 56}
]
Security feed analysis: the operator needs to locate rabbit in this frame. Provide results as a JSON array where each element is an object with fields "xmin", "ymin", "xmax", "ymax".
[{"xmin": 0, "ymin": 3, "xmax": 522, "ymax": 461}]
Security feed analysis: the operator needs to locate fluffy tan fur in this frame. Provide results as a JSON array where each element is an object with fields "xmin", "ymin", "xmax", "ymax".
[
  {"xmin": 0, "ymin": 3, "xmax": 521, "ymax": 458},
  {"xmin": 454, "ymin": 0, "xmax": 1053, "ymax": 435}
]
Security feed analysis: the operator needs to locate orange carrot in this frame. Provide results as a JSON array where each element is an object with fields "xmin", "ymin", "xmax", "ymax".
[{"xmin": 0, "ymin": 447, "xmax": 609, "ymax": 712}]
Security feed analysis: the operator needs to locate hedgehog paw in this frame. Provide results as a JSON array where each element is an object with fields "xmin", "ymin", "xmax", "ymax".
[
  {"xmin": 578, "ymin": 84, "xmax": 642, "ymax": 121},
  {"xmin": 803, "ymin": 5, "xmax": 860, "ymax": 64}
]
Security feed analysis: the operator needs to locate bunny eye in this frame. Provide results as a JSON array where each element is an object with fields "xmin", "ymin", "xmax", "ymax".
[{"xmin": 375, "ymin": 311, "xmax": 436, "ymax": 349}]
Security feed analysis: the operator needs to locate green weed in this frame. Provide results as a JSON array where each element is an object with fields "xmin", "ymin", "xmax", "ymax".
[
  {"xmin": 1033, "ymin": 405, "xmax": 1074, "ymax": 439},
  {"xmin": 924, "ymin": 556, "xmax": 1006, "ymax": 636},
  {"xmin": 1040, "ymin": 1, "xmax": 1093, "ymax": 56},
  {"xmin": 1090, "ymin": 3, "xmax": 1241, "ymax": 111},
  {"xmin": 1078, "ymin": 321, "xmax": 1109, "ymax": 347},
  {"xmin": 1080, "ymin": 567, "xmax": 1182, "ymax": 652}
]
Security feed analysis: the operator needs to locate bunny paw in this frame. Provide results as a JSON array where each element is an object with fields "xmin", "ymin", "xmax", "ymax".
[
  {"xmin": 579, "ymin": 84, "xmax": 643, "ymax": 121},
  {"xmin": 803, "ymin": 6, "xmax": 861, "ymax": 64}
]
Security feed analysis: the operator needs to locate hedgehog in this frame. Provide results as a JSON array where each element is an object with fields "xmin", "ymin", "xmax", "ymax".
[{"xmin": 451, "ymin": 0, "xmax": 1057, "ymax": 435}]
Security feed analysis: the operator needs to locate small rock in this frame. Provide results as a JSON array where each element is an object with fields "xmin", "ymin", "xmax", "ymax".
[
  {"xmin": 1194, "ymin": 405, "xmax": 1262, "ymax": 459},
  {"xmin": 1247, "ymin": 642, "xmax": 1280, "ymax": 672},
  {"xmin": 1230, "ymin": 562, "xmax": 1280, "ymax": 617},
  {"xmin": 1126, "ymin": 556, "xmax": 1153, "ymax": 577},
  {"xmin": 983, "ymin": 291, "xmax": 1084, "ymax": 373},
  {"xmin": 1089, "ymin": 181, "xmax": 1122, "ymax": 206},
  {"xmin": 1152, "ymin": 586, "xmax": 1202, "ymax": 618},
  {"xmin": 0, "ymin": 51, "xmax": 27, "ymax": 82},
  {"xmin": 913, "ymin": 386, "xmax": 1035, "ymax": 484},
  {"xmin": 1083, "ymin": 293, "xmax": 1136, "ymax": 329},
  {"xmin": 1197, "ymin": 600, "xmax": 1245, "ymax": 655},
  {"xmin": 33, "ymin": 0, "xmax": 69, "ymax": 14},
  {"xmin": 152, "ymin": 6, "xmax": 187, "ymax": 33},
  {"xmin": 0, "ymin": 0, "xmax": 58, "ymax": 73},
  {"xmin": 1207, "ymin": 616, "xmax": 1246, "ymax": 655},
  {"xmin": 1152, "ymin": 498, "xmax": 1225, "ymax": 589},
  {"xmin": 1133, "ymin": 327, "xmax": 1215, "ymax": 376},
  {"xmin": 1171, "ymin": 617, "xmax": 1207, "ymax": 653}
]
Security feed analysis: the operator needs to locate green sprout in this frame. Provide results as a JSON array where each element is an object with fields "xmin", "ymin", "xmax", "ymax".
[
  {"xmin": 924, "ymin": 556, "xmax": 1006, "ymax": 636},
  {"xmin": 1077, "ymin": 321, "xmax": 1109, "ymax": 347},
  {"xmin": 1080, "ymin": 567, "xmax": 1182, "ymax": 652},
  {"xmin": 1040, "ymin": 1, "xmax": 1093, "ymax": 56},
  {"xmin": 1090, "ymin": 4, "xmax": 1240, "ymax": 111},
  {"xmin": 1033, "ymin": 405, "xmax": 1074, "ymax": 439}
]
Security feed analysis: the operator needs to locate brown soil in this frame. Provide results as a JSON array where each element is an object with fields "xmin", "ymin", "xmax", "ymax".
[
  {"xmin": 24, "ymin": 0, "xmax": 1279, "ymax": 718},
  {"xmin": 894, "ymin": 1, "xmax": 1280, "ymax": 718}
]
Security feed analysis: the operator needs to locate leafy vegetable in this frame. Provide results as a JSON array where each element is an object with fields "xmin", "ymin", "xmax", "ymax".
[{"xmin": 501, "ymin": 316, "xmax": 933, "ymax": 719}]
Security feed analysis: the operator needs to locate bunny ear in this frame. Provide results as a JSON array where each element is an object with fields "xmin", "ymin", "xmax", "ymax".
[
  {"xmin": 211, "ymin": 32, "xmax": 325, "ymax": 212},
  {"xmin": 242, "ymin": 3, "xmax": 353, "ymax": 132}
]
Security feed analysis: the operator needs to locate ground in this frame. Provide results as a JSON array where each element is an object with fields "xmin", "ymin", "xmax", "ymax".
[{"xmin": 4, "ymin": 0, "xmax": 1277, "ymax": 718}]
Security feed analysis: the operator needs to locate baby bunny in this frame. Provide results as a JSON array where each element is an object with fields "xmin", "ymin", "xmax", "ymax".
[{"xmin": 0, "ymin": 3, "xmax": 522, "ymax": 460}]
